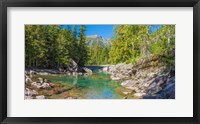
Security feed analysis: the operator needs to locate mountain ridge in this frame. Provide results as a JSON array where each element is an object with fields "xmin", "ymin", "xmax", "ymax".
[{"xmin": 86, "ymin": 34, "xmax": 111, "ymax": 48}]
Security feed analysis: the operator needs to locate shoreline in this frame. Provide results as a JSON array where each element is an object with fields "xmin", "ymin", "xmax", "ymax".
[{"xmin": 25, "ymin": 55, "xmax": 175, "ymax": 99}]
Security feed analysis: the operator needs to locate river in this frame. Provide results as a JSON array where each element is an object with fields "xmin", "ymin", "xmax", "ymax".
[{"xmin": 35, "ymin": 72, "xmax": 132, "ymax": 99}]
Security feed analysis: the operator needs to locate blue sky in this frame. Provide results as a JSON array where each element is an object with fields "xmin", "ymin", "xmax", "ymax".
[
  {"xmin": 149, "ymin": 25, "xmax": 162, "ymax": 33},
  {"xmin": 62, "ymin": 25, "xmax": 114, "ymax": 39},
  {"xmin": 61, "ymin": 25, "xmax": 161, "ymax": 38}
]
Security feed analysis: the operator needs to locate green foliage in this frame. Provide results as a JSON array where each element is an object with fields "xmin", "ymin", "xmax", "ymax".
[
  {"xmin": 109, "ymin": 25, "xmax": 175, "ymax": 66},
  {"xmin": 54, "ymin": 29, "xmax": 69, "ymax": 67},
  {"xmin": 25, "ymin": 25, "xmax": 175, "ymax": 68},
  {"xmin": 25, "ymin": 25, "xmax": 48, "ymax": 68},
  {"xmin": 25, "ymin": 25, "xmax": 89, "ymax": 68},
  {"xmin": 77, "ymin": 25, "xmax": 88, "ymax": 66},
  {"xmin": 87, "ymin": 43, "xmax": 110, "ymax": 65}
]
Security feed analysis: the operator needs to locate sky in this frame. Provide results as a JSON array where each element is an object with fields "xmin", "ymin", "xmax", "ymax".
[
  {"xmin": 149, "ymin": 25, "xmax": 162, "ymax": 33},
  {"xmin": 62, "ymin": 25, "xmax": 162, "ymax": 39},
  {"xmin": 62, "ymin": 25, "xmax": 114, "ymax": 39}
]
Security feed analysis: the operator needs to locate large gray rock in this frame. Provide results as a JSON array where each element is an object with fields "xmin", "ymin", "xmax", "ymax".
[
  {"xmin": 103, "ymin": 55, "xmax": 175, "ymax": 99},
  {"xmin": 146, "ymin": 75, "xmax": 168, "ymax": 95},
  {"xmin": 121, "ymin": 80, "xmax": 144, "ymax": 92},
  {"xmin": 82, "ymin": 67, "xmax": 92, "ymax": 74},
  {"xmin": 37, "ymin": 72, "xmax": 49, "ymax": 75},
  {"xmin": 120, "ymin": 72, "xmax": 174, "ymax": 99},
  {"xmin": 159, "ymin": 83, "xmax": 175, "ymax": 99},
  {"xmin": 66, "ymin": 58, "xmax": 79, "ymax": 72},
  {"xmin": 31, "ymin": 82, "xmax": 51, "ymax": 89},
  {"xmin": 143, "ymin": 76, "xmax": 175, "ymax": 99},
  {"xmin": 147, "ymin": 86, "xmax": 162, "ymax": 95},
  {"xmin": 102, "ymin": 66, "xmax": 109, "ymax": 73},
  {"xmin": 121, "ymin": 80, "xmax": 135, "ymax": 87},
  {"xmin": 40, "ymin": 83, "xmax": 51, "ymax": 89},
  {"xmin": 105, "ymin": 63, "xmax": 136, "ymax": 80},
  {"xmin": 31, "ymin": 82, "xmax": 41, "ymax": 89},
  {"xmin": 166, "ymin": 76, "xmax": 175, "ymax": 84},
  {"xmin": 111, "ymin": 76, "xmax": 121, "ymax": 81}
]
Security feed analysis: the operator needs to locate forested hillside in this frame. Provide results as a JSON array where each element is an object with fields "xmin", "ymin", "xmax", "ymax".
[
  {"xmin": 25, "ymin": 25, "xmax": 88, "ymax": 68},
  {"xmin": 25, "ymin": 25, "xmax": 175, "ymax": 69},
  {"xmin": 109, "ymin": 25, "xmax": 175, "ymax": 66}
]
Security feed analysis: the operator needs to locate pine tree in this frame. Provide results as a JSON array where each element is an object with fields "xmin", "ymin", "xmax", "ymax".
[
  {"xmin": 78, "ymin": 25, "xmax": 88, "ymax": 66},
  {"xmin": 25, "ymin": 25, "xmax": 47, "ymax": 68},
  {"xmin": 54, "ymin": 29, "xmax": 69, "ymax": 68}
]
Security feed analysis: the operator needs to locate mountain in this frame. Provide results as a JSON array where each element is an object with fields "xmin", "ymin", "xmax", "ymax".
[{"xmin": 86, "ymin": 35, "xmax": 110, "ymax": 48}]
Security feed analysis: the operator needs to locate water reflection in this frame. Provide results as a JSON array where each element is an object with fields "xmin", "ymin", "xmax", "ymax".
[{"xmin": 39, "ymin": 72, "xmax": 124, "ymax": 99}]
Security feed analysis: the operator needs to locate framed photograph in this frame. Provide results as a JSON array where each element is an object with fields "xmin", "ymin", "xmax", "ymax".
[{"xmin": 0, "ymin": 0, "xmax": 199, "ymax": 124}]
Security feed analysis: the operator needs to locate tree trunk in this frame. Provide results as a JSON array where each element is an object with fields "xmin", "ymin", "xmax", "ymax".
[{"xmin": 168, "ymin": 29, "xmax": 171, "ymax": 47}]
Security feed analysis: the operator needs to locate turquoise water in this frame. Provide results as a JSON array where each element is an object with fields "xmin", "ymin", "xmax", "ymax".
[{"xmin": 40, "ymin": 72, "xmax": 124, "ymax": 99}]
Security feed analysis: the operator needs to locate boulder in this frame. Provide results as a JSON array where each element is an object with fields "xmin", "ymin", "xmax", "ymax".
[
  {"xmin": 40, "ymin": 83, "xmax": 51, "ymax": 89},
  {"xmin": 111, "ymin": 76, "xmax": 121, "ymax": 81},
  {"xmin": 102, "ymin": 66, "xmax": 109, "ymax": 73},
  {"xmin": 25, "ymin": 76, "xmax": 32, "ymax": 84},
  {"xmin": 72, "ymin": 72, "xmax": 77, "ymax": 76},
  {"xmin": 78, "ymin": 72, "xmax": 83, "ymax": 76},
  {"xmin": 66, "ymin": 58, "xmax": 79, "ymax": 72},
  {"xmin": 31, "ymin": 82, "xmax": 42, "ymax": 89},
  {"xmin": 31, "ymin": 82, "xmax": 51, "ymax": 89},
  {"xmin": 32, "ymin": 90, "xmax": 38, "ymax": 96},
  {"xmin": 105, "ymin": 63, "xmax": 136, "ymax": 80},
  {"xmin": 38, "ymin": 72, "xmax": 49, "ymax": 75},
  {"xmin": 166, "ymin": 76, "xmax": 175, "ymax": 84},
  {"xmin": 146, "ymin": 75, "xmax": 168, "ymax": 95},
  {"xmin": 120, "ymin": 63, "xmax": 133, "ymax": 70},
  {"xmin": 121, "ymin": 80, "xmax": 134, "ymax": 87},
  {"xmin": 38, "ymin": 77, "xmax": 43, "ymax": 84},
  {"xmin": 66, "ymin": 72, "xmax": 71, "ymax": 76},
  {"xmin": 159, "ymin": 83, "xmax": 175, "ymax": 99},
  {"xmin": 82, "ymin": 67, "xmax": 92, "ymax": 74},
  {"xmin": 103, "ymin": 55, "xmax": 175, "ymax": 99},
  {"xmin": 147, "ymin": 86, "xmax": 162, "ymax": 95},
  {"xmin": 36, "ymin": 95, "xmax": 45, "ymax": 99},
  {"xmin": 28, "ymin": 70, "xmax": 33, "ymax": 77}
]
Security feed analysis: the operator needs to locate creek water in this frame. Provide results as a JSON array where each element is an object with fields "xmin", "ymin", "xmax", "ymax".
[{"xmin": 38, "ymin": 72, "xmax": 125, "ymax": 99}]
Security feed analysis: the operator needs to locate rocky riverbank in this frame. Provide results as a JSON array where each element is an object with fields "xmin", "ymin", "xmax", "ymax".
[
  {"xmin": 25, "ymin": 73, "xmax": 75, "ymax": 99},
  {"xmin": 26, "ymin": 58, "xmax": 93, "ymax": 75},
  {"xmin": 25, "ymin": 56, "xmax": 175, "ymax": 99},
  {"xmin": 24, "ymin": 58, "xmax": 95, "ymax": 99},
  {"xmin": 103, "ymin": 55, "xmax": 175, "ymax": 99}
]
